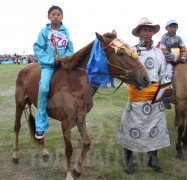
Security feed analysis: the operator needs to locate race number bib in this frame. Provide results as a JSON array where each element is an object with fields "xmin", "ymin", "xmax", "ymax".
[{"xmin": 48, "ymin": 30, "xmax": 69, "ymax": 49}]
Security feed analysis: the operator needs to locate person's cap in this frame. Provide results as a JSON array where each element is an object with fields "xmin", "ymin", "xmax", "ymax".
[
  {"xmin": 132, "ymin": 17, "xmax": 160, "ymax": 37},
  {"xmin": 166, "ymin": 19, "xmax": 178, "ymax": 27}
]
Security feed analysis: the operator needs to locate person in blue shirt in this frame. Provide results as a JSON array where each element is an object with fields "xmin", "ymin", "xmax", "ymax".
[{"xmin": 33, "ymin": 5, "xmax": 74, "ymax": 139}]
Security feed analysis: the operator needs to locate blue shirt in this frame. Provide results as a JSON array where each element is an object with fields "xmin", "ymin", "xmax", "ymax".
[{"xmin": 33, "ymin": 23, "xmax": 74, "ymax": 67}]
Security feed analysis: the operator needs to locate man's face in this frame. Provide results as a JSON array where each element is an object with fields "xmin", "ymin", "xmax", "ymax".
[{"xmin": 138, "ymin": 25, "xmax": 154, "ymax": 43}]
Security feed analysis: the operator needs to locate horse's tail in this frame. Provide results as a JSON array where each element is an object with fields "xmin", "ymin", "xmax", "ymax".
[
  {"xmin": 28, "ymin": 113, "xmax": 37, "ymax": 143},
  {"xmin": 24, "ymin": 100, "xmax": 37, "ymax": 143}
]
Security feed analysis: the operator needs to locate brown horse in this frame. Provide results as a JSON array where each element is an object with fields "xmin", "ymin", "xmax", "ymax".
[
  {"xmin": 12, "ymin": 30, "xmax": 150, "ymax": 179},
  {"xmin": 170, "ymin": 63, "xmax": 187, "ymax": 160}
]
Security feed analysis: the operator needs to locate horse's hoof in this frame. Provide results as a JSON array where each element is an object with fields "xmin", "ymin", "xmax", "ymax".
[
  {"xmin": 12, "ymin": 157, "xmax": 19, "ymax": 164},
  {"xmin": 42, "ymin": 154, "xmax": 49, "ymax": 161},
  {"xmin": 182, "ymin": 145, "xmax": 187, "ymax": 151},
  {"xmin": 72, "ymin": 169, "xmax": 81, "ymax": 177},
  {"xmin": 176, "ymin": 154, "xmax": 186, "ymax": 161}
]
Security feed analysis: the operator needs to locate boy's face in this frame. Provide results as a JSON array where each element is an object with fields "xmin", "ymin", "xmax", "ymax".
[
  {"xmin": 48, "ymin": 9, "xmax": 63, "ymax": 25},
  {"xmin": 166, "ymin": 23, "xmax": 178, "ymax": 35}
]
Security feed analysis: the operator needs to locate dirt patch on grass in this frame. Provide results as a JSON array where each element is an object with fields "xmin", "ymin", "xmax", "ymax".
[
  {"xmin": 0, "ymin": 87, "xmax": 15, "ymax": 96},
  {"xmin": 0, "ymin": 152, "xmax": 36, "ymax": 180}
]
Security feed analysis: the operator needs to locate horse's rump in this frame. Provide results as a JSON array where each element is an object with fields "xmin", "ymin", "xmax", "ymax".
[
  {"xmin": 16, "ymin": 63, "xmax": 40, "ymax": 107},
  {"xmin": 173, "ymin": 64, "xmax": 187, "ymax": 107},
  {"xmin": 171, "ymin": 63, "xmax": 187, "ymax": 159}
]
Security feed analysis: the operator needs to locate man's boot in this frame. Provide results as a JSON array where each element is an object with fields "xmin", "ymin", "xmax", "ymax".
[
  {"xmin": 148, "ymin": 150, "xmax": 163, "ymax": 173},
  {"xmin": 124, "ymin": 148, "xmax": 134, "ymax": 174}
]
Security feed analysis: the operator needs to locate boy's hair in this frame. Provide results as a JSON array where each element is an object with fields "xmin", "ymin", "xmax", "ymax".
[{"xmin": 48, "ymin": 5, "xmax": 63, "ymax": 15}]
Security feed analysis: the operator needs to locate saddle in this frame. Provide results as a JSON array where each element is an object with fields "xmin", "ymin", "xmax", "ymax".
[{"xmin": 174, "ymin": 59, "xmax": 187, "ymax": 66}]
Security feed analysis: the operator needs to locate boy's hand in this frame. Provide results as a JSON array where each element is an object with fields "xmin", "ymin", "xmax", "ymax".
[
  {"xmin": 176, "ymin": 58, "xmax": 186, "ymax": 64},
  {"xmin": 54, "ymin": 57, "xmax": 61, "ymax": 63},
  {"xmin": 54, "ymin": 57, "xmax": 62, "ymax": 66}
]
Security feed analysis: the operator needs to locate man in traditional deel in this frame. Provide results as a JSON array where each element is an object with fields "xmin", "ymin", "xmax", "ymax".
[{"xmin": 116, "ymin": 17, "xmax": 171, "ymax": 174}]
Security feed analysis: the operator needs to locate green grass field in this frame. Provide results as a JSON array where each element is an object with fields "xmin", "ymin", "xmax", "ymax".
[{"xmin": 0, "ymin": 64, "xmax": 187, "ymax": 180}]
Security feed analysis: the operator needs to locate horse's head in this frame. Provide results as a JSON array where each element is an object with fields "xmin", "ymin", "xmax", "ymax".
[{"xmin": 95, "ymin": 30, "xmax": 150, "ymax": 90}]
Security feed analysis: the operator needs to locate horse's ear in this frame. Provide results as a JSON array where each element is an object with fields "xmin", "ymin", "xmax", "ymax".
[
  {"xmin": 95, "ymin": 32, "xmax": 104, "ymax": 43},
  {"xmin": 95, "ymin": 32, "xmax": 107, "ymax": 48},
  {"xmin": 112, "ymin": 29, "xmax": 117, "ymax": 35}
]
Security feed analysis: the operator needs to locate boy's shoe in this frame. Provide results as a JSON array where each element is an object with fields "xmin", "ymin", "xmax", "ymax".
[
  {"xmin": 35, "ymin": 131, "xmax": 44, "ymax": 139},
  {"xmin": 163, "ymin": 96, "xmax": 171, "ymax": 109}
]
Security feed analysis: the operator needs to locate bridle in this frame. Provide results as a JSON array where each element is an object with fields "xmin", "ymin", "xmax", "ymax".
[
  {"xmin": 103, "ymin": 38, "xmax": 142, "ymax": 80},
  {"xmin": 75, "ymin": 38, "xmax": 143, "ymax": 95}
]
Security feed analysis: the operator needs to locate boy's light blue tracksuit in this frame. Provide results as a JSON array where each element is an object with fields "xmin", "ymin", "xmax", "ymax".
[{"xmin": 33, "ymin": 23, "xmax": 74, "ymax": 132}]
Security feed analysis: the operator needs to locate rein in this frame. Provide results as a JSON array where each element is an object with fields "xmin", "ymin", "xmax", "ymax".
[
  {"xmin": 75, "ymin": 67, "xmax": 126, "ymax": 95},
  {"xmin": 75, "ymin": 67, "xmax": 86, "ymax": 71},
  {"xmin": 96, "ymin": 81, "xmax": 124, "ymax": 95}
]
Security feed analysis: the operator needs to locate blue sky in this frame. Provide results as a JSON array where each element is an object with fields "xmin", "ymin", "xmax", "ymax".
[{"xmin": 0, "ymin": 0, "xmax": 187, "ymax": 54}]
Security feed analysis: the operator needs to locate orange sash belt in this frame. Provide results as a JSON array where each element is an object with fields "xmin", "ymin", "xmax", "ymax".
[{"xmin": 127, "ymin": 82, "xmax": 159, "ymax": 102}]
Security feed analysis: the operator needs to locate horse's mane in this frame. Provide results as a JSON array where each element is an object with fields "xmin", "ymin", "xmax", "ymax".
[
  {"xmin": 61, "ymin": 31, "xmax": 117, "ymax": 69},
  {"xmin": 61, "ymin": 41, "xmax": 94, "ymax": 69}
]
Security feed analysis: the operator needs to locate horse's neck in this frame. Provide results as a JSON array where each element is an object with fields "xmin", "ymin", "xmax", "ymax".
[
  {"xmin": 73, "ymin": 41, "xmax": 99, "ymax": 93},
  {"xmin": 75, "ymin": 41, "xmax": 94, "ymax": 70}
]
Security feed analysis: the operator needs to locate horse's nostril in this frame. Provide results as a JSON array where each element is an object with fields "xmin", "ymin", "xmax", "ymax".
[
  {"xmin": 143, "ymin": 77, "xmax": 150, "ymax": 86},
  {"xmin": 143, "ymin": 77, "xmax": 148, "ymax": 83}
]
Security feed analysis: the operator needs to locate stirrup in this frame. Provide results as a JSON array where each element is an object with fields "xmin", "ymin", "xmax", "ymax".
[{"xmin": 163, "ymin": 96, "xmax": 171, "ymax": 109}]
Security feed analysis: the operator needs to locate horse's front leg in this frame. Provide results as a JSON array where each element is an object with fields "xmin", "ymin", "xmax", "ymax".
[
  {"xmin": 181, "ymin": 119, "xmax": 187, "ymax": 150},
  {"xmin": 176, "ymin": 112, "xmax": 185, "ymax": 160},
  {"xmin": 73, "ymin": 121, "xmax": 91, "ymax": 177},
  {"xmin": 61, "ymin": 120, "xmax": 74, "ymax": 180},
  {"xmin": 175, "ymin": 107, "xmax": 180, "ymax": 127}
]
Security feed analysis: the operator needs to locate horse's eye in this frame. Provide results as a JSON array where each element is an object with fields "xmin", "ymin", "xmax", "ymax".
[{"xmin": 117, "ymin": 51, "xmax": 124, "ymax": 56}]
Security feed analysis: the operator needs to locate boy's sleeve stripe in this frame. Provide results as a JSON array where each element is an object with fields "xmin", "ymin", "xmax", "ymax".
[
  {"xmin": 181, "ymin": 47, "xmax": 187, "ymax": 51},
  {"xmin": 161, "ymin": 48, "xmax": 166, "ymax": 53}
]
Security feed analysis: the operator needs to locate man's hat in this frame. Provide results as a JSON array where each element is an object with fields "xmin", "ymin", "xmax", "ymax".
[{"xmin": 132, "ymin": 17, "xmax": 160, "ymax": 37}]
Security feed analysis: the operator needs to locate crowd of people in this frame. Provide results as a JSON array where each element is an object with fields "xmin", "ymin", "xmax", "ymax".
[{"xmin": 0, "ymin": 53, "xmax": 37, "ymax": 64}]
